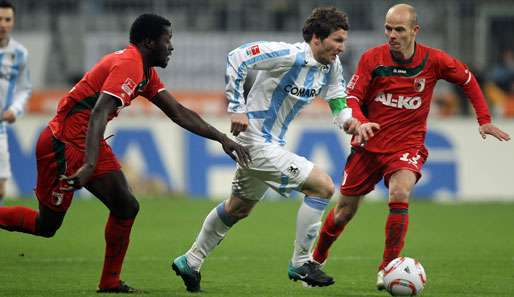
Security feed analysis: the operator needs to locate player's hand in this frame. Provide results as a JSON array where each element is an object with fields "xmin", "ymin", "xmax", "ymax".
[
  {"xmin": 358, "ymin": 122, "xmax": 380, "ymax": 142},
  {"xmin": 2, "ymin": 110, "xmax": 16, "ymax": 123},
  {"xmin": 479, "ymin": 123, "xmax": 511, "ymax": 141},
  {"xmin": 343, "ymin": 117, "xmax": 361, "ymax": 135},
  {"xmin": 59, "ymin": 163, "xmax": 95, "ymax": 192},
  {"xmin": 219, "ymin": 134, "xmax": 251, "ymax": 167},
  {"xmin": 230, "ymin": 113, "xmax": 249, "ymax": 136}
]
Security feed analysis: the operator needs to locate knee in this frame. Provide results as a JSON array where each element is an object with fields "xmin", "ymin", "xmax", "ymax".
[
  {"xmin": 389, "ymin": 187, "xmax": 411, "ymax": 203},
  {"xmin": 315, "ymin": 175, "xmax": 335, "ymax": 199},
  {"xmin": 124, "ymin": 196, "xmax": 140, "ymax": 219},
  {"xmin": 226, "ymin": 206, "xmax": 251, "ymax": 220},
  {"xmin": 112, "ymin": 194, "xmax": 140, "ymax": 219},
  {"xmin": 224, "ymin": 200, "xmax": 253, "ymax": 221},
  {"xmin": 39, "ymin": 228, "xmax": 58, "ymax": 238},
  {"xmin": 36, "ymin": 224, "xmax": 59, "ymax": 238}
]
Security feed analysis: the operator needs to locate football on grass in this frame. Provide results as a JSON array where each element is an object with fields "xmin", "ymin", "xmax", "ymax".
[{"xmin": 383, "ymin": 257, "xmax": 427, "ymax": 296}]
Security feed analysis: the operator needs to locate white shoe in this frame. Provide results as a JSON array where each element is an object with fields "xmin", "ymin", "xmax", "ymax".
[{"xmin": 376, "ymin": 270, "xmax": 385, "ymax": 291}]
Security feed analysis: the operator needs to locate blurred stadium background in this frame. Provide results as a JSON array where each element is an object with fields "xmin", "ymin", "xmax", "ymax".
[{"xmin": 5, "ymin": 0, "xmax": 514, "ymax": 201}]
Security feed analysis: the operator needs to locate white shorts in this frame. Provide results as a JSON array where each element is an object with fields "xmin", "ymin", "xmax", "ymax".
[
  {"xmin": 232, "ymin": 143, "xmax": 314, "ymax": 201},
  {"xmin": 0, "ymin": 134, "xmax": 11, "ymax": 179}
]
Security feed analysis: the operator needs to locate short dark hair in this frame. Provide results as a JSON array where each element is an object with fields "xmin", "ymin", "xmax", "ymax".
[
  {"xmin": 302, "ymin": 7, "xmax": 349, "ymax": 42},
  {"xmin": 129, "ymin": 13, "xmax": 171, "ymax": 44},
  {"xmin": 0, "ymin": 0, "xmax": 15, "ymax": 13}
]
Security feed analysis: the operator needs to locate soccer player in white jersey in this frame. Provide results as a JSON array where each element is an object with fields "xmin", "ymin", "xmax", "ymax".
[
  {"xmin": 172, "ymin": 7, "xmax": 360, "ymax": 292},
  {"xmin": 0, "ymin": 0, "xmax": 31, "ymax": 204}
]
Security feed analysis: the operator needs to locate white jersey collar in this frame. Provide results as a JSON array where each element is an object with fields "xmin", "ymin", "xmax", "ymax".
[{"xmin": 301, "ymin": 42, "xmax": 331, "ymax": 72}]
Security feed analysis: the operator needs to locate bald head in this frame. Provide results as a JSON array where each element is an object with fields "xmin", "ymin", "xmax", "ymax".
[
  {"xmin": 386, "ymin": 4, "xmax": 417, "ymax": 28},
  {"xmin": 384, "ymin": 3, "xmax": 419, "ymax": 59}
]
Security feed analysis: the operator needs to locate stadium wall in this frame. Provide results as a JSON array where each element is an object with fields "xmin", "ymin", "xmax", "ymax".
[{"xmin": 7, "ymin": 115, "xmax": 514, "ymax": 201}]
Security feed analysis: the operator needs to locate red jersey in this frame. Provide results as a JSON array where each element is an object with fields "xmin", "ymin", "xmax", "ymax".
[
  {"xmin": 347, "ymin": 43, "xmax": 491, "ymax": 153},
  {"xmin": 48, "ymin": 44, "xmax": 165, "ymax": 148}
]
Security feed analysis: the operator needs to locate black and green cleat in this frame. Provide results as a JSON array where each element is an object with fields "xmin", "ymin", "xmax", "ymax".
[
  {"xmin": 288, "ymin": 261, "xmax": 335, "ymax": 287},
  {"xmin": 172, "ymin": 255, "xmax": 202, "ymax": 293}
]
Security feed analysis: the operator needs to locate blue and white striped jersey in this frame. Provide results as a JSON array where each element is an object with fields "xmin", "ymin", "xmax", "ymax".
[
  {"xmin": 226, "ymin": 41, "xmax": 346, "ymax": 145},
  {"xmin": 0, "ymin": 38, "xmax": 31, "ymax": 132}
]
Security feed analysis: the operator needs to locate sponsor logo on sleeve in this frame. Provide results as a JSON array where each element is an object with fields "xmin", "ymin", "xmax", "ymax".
[
  {"xmin": 121, "ymin": 78, "xmax": 137, "ymax": 96},
  {"xmin": 347, "ymin": 74, "xmax": 359, "ymax": 90},
  {"xmin": 246, "ymin": 45, "xmax": 261, "ymax": 56}
]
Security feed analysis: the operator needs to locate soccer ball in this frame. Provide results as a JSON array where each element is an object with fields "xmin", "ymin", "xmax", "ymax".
[{"xmin": 383, "ymin": 257, "xmax": 427, "ymax": 296}]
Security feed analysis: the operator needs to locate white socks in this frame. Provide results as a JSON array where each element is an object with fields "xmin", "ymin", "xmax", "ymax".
[
  {"xmin": 185, "ymin": 196, "xmax": 329, "ymax": 271},
  {"xmin": 291, "ymin": 196, "xmax": 329, "ymax": 267},
  {"xmin": 185, "ymin": 202, "xmax": 237, "ymax": 271}
]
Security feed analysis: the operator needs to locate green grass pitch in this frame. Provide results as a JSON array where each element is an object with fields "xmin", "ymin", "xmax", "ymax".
[{"xmin": 1, "ymin": 197, "xmax": 513, "ymax": 297}]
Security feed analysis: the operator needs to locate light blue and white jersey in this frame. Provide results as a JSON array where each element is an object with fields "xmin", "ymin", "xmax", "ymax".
[
  {"xmin": 0, "ymin": 38, "xmax": 31, "ymax": 133},
  {"xmin": 226, "ymin": 41, "xmax": 346, "ymax": 145}
]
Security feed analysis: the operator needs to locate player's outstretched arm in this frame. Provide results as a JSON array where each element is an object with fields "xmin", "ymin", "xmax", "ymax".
[
  {"xmin": 60, "ymin": 93, "xmax": 119, "ymax": 191},
  {"xmin": 478, "ymin": 123, "xmax": 511, "ymax": 141},
  {"xmin": 151, "ymin": 90, "xmax": 251, "ymax": 166}
]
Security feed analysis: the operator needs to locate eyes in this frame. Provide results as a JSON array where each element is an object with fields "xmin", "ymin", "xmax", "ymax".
[{"xmin": 385, "ymin": 25, "xmax": 406, "ymax": 33}]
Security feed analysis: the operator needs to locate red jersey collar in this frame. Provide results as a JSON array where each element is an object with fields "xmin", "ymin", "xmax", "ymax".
[{"xmin": 389, "ymin": 42, "xmax": 418, "ymax": 65}]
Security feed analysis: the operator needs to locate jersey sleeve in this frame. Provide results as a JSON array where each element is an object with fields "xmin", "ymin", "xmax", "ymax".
[
  {"xmin": 318, "ymin": 59, "xmax": 347, "ymax": 101},
  {"xmin": 346, "ymin": 51, "xmax": 373, "ymax": 123},
  {"xmin": 346, "ymin": 51, "xmax": 373, "ymax": 103},
  {"xmin": 435, "ymin": 50, "xmax": 491, "ymax": 125},
  {"xmin": 435, "ymin": 50, "xmax": 472, "ymax": 85},
  {"xmin": 140, "ymin": 68, "xmax": 166, "ymax": 100},
  {"xmin": 225, "ymin": 41, "xmax": 294, "ymax": 113},
  {"xmin": 101, "ymin": 58, "xmax": 144, "ymax": 107},
  {"xmin": 9, "ymin": 49, "xmax": 32, "ymax": 117}
]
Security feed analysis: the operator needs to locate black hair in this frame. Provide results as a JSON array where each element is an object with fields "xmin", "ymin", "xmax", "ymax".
[
  {"xmin": 0, "ymin": 0, "xmax": 15, "ymax": 13},
  {"xmin": 129, "ymin": 13, "xmax": 171, "ymax": 44},
  {"xmin": 302, "ymin": 7, "xmax": 349, "ymax": 42}
]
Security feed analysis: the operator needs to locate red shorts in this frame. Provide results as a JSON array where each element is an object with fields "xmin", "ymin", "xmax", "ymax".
[
  {"xmin": 35, "ymin": 127, "xmax": 122, "ymax": 212},
  {"xmin": 340, "ymin": 146, "xmax": 428, "ymax": 196}
]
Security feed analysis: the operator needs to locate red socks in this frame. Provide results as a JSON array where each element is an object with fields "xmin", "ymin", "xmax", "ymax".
[
  {"xmin": 313, "ymin": 208, "xmax": 347, "ymax": 264},
  {"xmin": 380, "ymin": 202, "xmax": 409, "ymax": 270},
  {"xmin": 0, "ymin": 206, "xmax": 38, "ymax": 234},
  {"xmin": 98, "ymin": 214, "xmax": 135, "ymax": 289}
]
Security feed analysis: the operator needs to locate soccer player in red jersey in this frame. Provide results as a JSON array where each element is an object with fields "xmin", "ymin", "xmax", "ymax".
[
  {"xmin": 311, "ymin": 3, "xmax": 510, "ymax": 290},
  {"xmin": 0, "ymin": 14, "xmax": 249, "ymax": 293}
]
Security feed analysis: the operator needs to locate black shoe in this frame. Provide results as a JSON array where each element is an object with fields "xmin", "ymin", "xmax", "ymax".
[
  {"xmin": 172, "ymin": 255, "xmax": 202, "ymax": 292},
  {"xmin": 288, "ymin": 261, "xmax": 335, "ymax": 287},
  {"xmin": 96, "ymin": 281, "xmax": 142, "ymax": 294}
]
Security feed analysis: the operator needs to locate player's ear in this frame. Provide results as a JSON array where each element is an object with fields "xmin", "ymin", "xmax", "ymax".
[
  {"xmin": 412, "ymin": 24, "xmax": 420, "ymax": 34},
  {"xmin": 312, "ymin": 33, "xmax": 321, "ymax": 46},
  {"xmin": 142, "ymin": 38, "xmax": 155, "ymax": 50}
]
